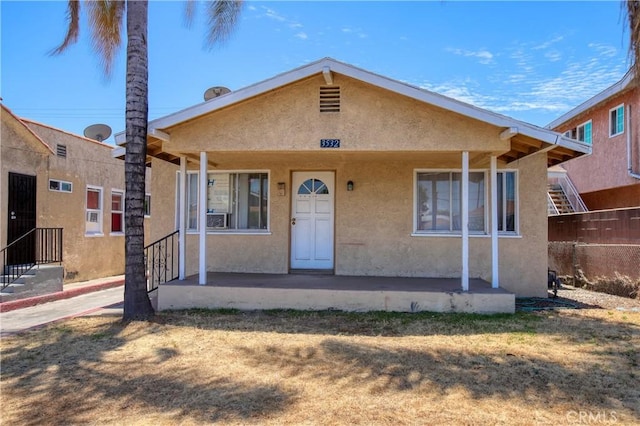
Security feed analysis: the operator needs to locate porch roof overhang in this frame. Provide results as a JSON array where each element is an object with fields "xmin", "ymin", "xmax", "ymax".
[{"xmin": 111, "ymin": 57, "xmax": 591, "ymax": 167}]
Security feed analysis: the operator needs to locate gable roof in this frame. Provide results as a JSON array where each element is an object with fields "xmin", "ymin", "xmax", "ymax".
[
  {"xmin": 114, "ymin": 57, "xmax": 590, "ymax": 166},
  {"xmin": 546, "ymin": 68, "xmax": 635, "ymax": 129},
  {"xmin": 1, "ymin": 103, "xmax": 55, "ymax": 155}
]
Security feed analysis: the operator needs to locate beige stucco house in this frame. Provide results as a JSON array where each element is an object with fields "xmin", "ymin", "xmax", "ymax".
[
  {"xmin": 1, "ymin": 103, "xmax": 150, "ymax": 283},
  {"xmin": 114, "ymin": 58, "xmax": 590, "ymax": 313}
]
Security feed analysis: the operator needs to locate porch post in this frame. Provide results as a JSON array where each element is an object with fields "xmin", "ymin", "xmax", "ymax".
[
  {"xmin": 490, "ymin": 155, "xmax": 499, "ymax": 288},
  {"xmin": 179, "ymin": 156, "xmax": 187, "ymax": 280},
  {"xmin": 461, "ymin": 151, "xmax": 469, "ymax": 291},
  {"xmin": 199, "ymin": 152, "xmax": 207, "ymax": 285}
]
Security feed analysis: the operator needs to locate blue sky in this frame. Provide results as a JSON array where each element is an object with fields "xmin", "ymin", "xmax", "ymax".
[{"xmin": 1, "ymin": 1, "xmax": 632, "ymax": 145}]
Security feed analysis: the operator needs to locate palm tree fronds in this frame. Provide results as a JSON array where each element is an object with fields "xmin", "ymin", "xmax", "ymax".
[
  {"xmin": 626, "ymin": 0, "xmax": 640, "ymax": 82},
  {"xmin": 184, "ymin": 0, "xmax": 197, "ymax": 28},
  {"xmin": 205, "ymin": 0, "xmax": 244, "ymax": 47},
  {"xmin": 49, "ymin": 0, "xmax": 81, "ymax": 55},
  {"xmin": 87, "ymin": 0, "xmax": 125, "ymax": 78}
]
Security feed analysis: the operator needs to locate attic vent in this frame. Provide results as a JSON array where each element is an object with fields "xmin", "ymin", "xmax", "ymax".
[
  {"xmin": 320, "ymin": 86, "xmax": 340, "ymax": 113},
  {"xmin": 56, "ymin": 144, "xmax": 67, "ymax": 158}
]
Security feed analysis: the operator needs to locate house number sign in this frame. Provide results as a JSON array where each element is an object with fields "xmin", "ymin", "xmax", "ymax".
[{"xmin": 320, "ymin": 139, "xmax": 340, "ymax": 148}]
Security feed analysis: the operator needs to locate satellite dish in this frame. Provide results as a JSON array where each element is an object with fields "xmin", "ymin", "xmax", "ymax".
[
  {"xmin": 204, "ymin": 86, "xmax": 231, "ymax": 101},
  {"xmin": 83, "ymin": 124, "xmax": 112, "ymax": 142}
]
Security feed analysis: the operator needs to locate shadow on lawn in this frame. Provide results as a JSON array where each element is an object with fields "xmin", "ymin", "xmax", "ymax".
[
  {"xmin": 0, "ymin": 320, "xmax": 294, "ymax": 425},
  {"xmin": 237, "ymin": 337, "xmax": 639, "ymax": 418}
]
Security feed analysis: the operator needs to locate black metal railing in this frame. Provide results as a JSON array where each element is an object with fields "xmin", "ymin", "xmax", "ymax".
[
  {"xmin": 1, "ymin": 228, "xmax": 63, "ymax": 291},
  {"xmin": 145, "ymin": 230, "xmax": 179, "ymax": 293}
]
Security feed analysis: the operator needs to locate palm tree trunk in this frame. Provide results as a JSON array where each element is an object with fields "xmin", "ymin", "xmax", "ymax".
[{"xmin": 123, "ymin": 0, "xmax": 153, "ymax": 320}]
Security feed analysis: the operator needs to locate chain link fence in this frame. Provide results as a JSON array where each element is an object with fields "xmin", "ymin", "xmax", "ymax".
[{"xmin": 549, "ymin": 242, "xmax": 640, "ymax": 298}]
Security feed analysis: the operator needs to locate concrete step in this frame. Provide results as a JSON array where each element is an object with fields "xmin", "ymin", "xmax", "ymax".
[{"xmin": 0, "ymin": 265, "xmax": 63, "ymax": 303}]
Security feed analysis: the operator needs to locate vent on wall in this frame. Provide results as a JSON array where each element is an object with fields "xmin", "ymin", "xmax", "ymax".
[
  {"xmin": 56, "ymin": 144, "xmax": 67, "ymax": 158},
  {"xmin": 320, "ymin": 86, "xmax": 340, "ymax": 113}
]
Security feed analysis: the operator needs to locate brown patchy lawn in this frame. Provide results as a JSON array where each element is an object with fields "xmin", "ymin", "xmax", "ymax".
[{"xmin": 1, "ymin": 309, "xmax": 638, "ymax": 425}]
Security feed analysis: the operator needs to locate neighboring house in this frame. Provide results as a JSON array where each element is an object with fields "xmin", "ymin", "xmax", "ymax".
[
  {"xmin": 114, "ymin": 58, "xmax": 589, "ymax": 312},
  {"xmin": 1, "ymin": 103, "xmax": 150, "ymax": 283},
  {"xmin": 546, "ymin": 69, "xmax": 640, "ymax": 211}
]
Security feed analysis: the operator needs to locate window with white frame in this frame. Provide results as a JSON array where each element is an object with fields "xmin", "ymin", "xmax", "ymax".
[
  {"xmin": 416, "ymin": 171, "xmax": 486, "ymax": 233},
  {"xmin": 111, "ymin": 190, "xmax": 124, "ymax": 233},
  {"xmin": 415, "ymin": 170, "xmax": 518, "ymax": 235},
  {"xmin": 497, "ymin": 171, "xmax": 517, "ymax": 233},
  {"xmin": 610, "ymin": 104, "xmax": 624, "ymax": 136},
  {"xmin": 86, "ymin": 186, "xmax": 103, "ymax": 235},
  {"xmin": 49, "ymin": 179, "xmax": 72, "ymax": 193},
  {"xmin": 179, "ymin": 171, "xmax": 269, "ymax": 231},
  {"xmin": 576, "ymin": 120, "xmax": 592, "ymax": 144}
]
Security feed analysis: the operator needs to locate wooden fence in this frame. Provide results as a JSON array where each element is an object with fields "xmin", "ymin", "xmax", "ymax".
[{"xmin": 548, "ymin": 207, "xmax": 640, "ymax": 244}]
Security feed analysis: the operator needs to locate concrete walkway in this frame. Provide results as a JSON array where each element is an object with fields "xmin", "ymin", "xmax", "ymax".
[{"xmin": 0, "ymin": 276, "xmax": 124, "ymax": 336}]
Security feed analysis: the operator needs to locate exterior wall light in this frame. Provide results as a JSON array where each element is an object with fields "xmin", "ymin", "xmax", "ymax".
[{"xmin": 347, "ymin": 180, "xmax": 354, "ymax": 191}]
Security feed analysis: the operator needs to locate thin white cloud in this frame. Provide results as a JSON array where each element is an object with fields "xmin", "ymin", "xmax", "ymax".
[
  {"xmin": 446, "ymin": 47, "xmax": 494, "ymax": 65},
  {"xmin": 533, "ymin": 35, "xmax": 564, "ymax": 50},
  {"xmin": 262, "ymin": 7, "xmax": 286, "ymax": 22},
  {"xmin": 545, "ymin": 50, "xmax": 562, "ymax": 62},
  {"xmin": 415, "ymin": 51, "xmax": 628, "ymax": 125},
  {"xmin": 341, "ymin": 26, "xmax": 368, "ymax": 39},
  {"xmin": 588, "ymin": 42, "xmax": 618, "ymax": 58},
  {"xmin": 254, "ymin": 5, "xmax": 307, "ymax": 42}
]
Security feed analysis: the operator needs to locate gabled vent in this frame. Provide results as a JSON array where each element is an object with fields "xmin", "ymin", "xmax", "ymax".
[
  {"xmin": 320, "ymin": 86, "xmax": 340, "ymax": 113},
  {"xmin": 56, "ymin": 144, "xmax": 67, "ymax": 158}
]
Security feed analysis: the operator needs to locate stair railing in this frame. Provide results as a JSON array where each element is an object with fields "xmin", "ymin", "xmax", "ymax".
[
  {"xmin": 1, "ymin": 228, "xmax": 63, "ymax": 291},
  {"xmin": 548, "ymin": 171, "xmax": 588, "ymax": 214},
  {"xmin": 144, "ymin": 230, "xmax": 179, "ymax": 293},
  {"xmin": 547, "ymin": 192, "xmax": 560, "ymax": 215},
  {"xmin": 557, "ymin": 175, "xmax": 588, "ymax": 213}
]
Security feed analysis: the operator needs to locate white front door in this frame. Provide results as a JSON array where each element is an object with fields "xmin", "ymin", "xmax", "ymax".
[{"xmin": 290, "ymin": 171, "xmax": 335, "ymax": 270}]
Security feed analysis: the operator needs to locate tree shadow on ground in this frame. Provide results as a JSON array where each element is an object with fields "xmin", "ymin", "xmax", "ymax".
[
  {"xmin": 0, "ymin": 319, "xmax": 294, "ymax": 425},
  {"xmin": 236, "ymin": 337, "xmax": 639, "ymax": 420}
]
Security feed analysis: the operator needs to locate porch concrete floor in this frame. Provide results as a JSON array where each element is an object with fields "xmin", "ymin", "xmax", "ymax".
[
  {"xmin": 166, "ymin": 272, "xmax": 509, "ymax": 294},
  {"xmin": 157, "ymin": 273, "xmax": 515, "ymax": 313}
]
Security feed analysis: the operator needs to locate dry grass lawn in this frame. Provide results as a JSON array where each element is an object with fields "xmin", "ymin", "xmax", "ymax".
[{"xmin": 1, "ymin": 308, "xmax": 639, "ymax": 425}]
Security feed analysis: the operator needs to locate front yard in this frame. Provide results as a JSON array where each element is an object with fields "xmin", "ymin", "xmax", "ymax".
[{"xmin": 1, "ymin": 308, "xmax": 638, "ymax": 425}]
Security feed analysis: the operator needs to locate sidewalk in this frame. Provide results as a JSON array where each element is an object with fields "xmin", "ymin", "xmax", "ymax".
[
  {"xmin": 0, "ymin": 275, "xmax": 125, "ymax": 336},
  {"xmin": 0, "ymin": 275, "xmax": 124, "ymax": 313}
]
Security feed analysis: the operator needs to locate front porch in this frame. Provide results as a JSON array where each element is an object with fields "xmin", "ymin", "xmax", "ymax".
[{"xmin": 156, "ymin": 273, "xmax": 515, "ymax": 314}]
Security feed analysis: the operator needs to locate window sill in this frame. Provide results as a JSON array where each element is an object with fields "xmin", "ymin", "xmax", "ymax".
[
  {"xmin": 85, "ymin": 233, "xmax": 104, "ymax": 238},
  {"xmin": 411, "ymin": 232, "xmax": 521, "ymax": 238},
  {"xmin": 109, "ymin": 232, "xmax": 125, "ymax": 237},
  {"xmin": 187, "ymin": 230, "xmax": 272, "ymax": 236}
]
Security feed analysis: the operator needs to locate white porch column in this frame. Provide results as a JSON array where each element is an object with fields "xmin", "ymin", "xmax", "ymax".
[
  {"xmin": 461, "ymin": 151, "xmax": 469, "ymax": 291},
  {"xmin": 179, "ymin": 156, "xmax": 187, "ymax": 280},
  {"xmin": 199, "ymin": 152, "xmax": 208, "ymax": 285},
  {"xmin": 490, "ymin": 155, "xmax": 499, "ymax": 288}
]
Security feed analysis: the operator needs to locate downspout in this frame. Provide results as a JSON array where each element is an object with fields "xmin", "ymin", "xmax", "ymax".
[{"xmin": 627, "ymin": 104, "xmax": 640, "ymax": 179}]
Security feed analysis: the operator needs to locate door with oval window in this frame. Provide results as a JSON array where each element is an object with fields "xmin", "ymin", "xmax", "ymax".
[{"xmin": 290, "ymin": 171, "xmax": 334, "ymax": 270}]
